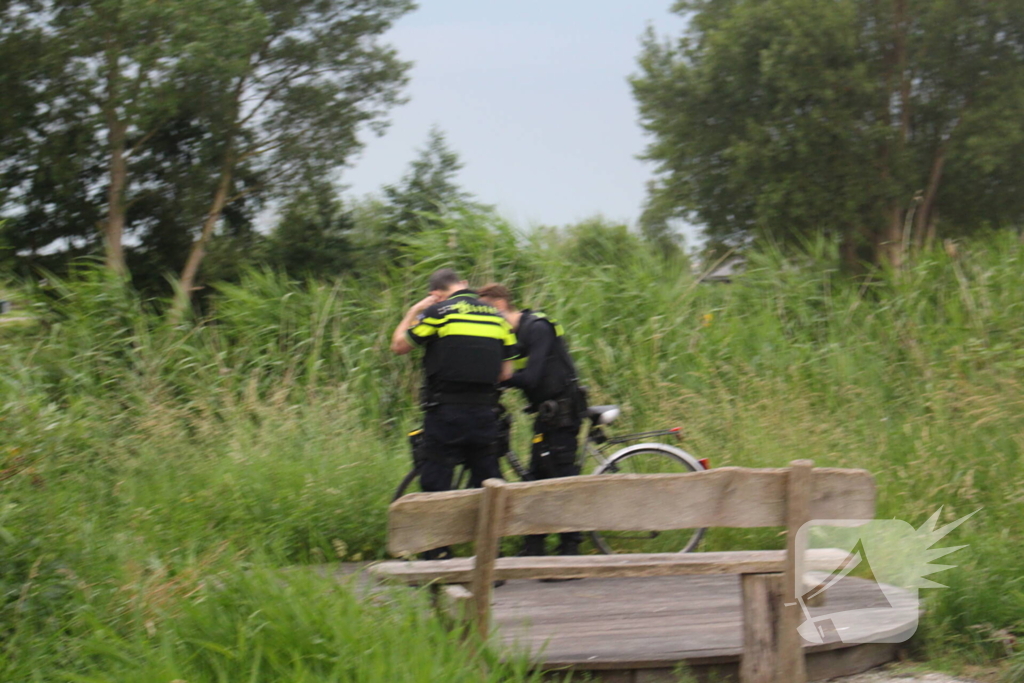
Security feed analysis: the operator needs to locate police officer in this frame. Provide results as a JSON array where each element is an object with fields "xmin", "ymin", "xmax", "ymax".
[
  {"xmin": 479, "ymin": 283, "xmax": 585, "ymax": 557},
  {"xmin": 391, "ymin": 269, "xmax": 516, "ymax": 558}
]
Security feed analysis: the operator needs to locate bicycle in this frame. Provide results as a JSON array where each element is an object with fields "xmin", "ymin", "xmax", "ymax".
[{"xmin": 393, "ymin": 403, "xmax": 710, "ymax": 554}]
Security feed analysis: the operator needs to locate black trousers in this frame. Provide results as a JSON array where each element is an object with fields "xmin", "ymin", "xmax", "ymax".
[
  {"xmin": 419, "ymin": 404, "xmax": 502, "ymax": 559},
  {"xmin": 523, "ymin": 418, "xmax": 582, "ymax": 555}
]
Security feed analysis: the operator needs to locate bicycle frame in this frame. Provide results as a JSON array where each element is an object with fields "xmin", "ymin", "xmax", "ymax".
[
  {"xmin": 578, "ymin": 424, "xmax": 686, "ymax": 472},
  {"xmin": 408, "ymin": 411, "xmax": 695, "ymax": 488}
]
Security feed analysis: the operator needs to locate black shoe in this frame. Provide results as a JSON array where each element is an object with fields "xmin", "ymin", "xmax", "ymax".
[{"xmin": 420, "ymin": 546, "xmax": 454, "ymax": 561}]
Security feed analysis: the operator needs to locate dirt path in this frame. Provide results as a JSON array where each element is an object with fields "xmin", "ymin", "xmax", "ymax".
[{"xmin": 836, "ymin": 671, "xmax": 982, "ymax": 683}]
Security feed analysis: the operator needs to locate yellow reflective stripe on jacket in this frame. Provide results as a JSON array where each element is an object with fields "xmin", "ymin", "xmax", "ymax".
[
  {"xmin": 406, "ymin": 295, "xmax": 516, "ymax": 352},
  {"xmin": 408, "ymin": 321, "xmax": 438, "ymax": 340},
  {"xmin": 442, "ymin": 313, "xmax": 511, "ymax": 325},
  {"xmin": 439, "ymin": 321, "xmax": 514, "ymax": 343},
  {"xmin": 532, "ymin": 313, "xmax": 565, "ymax": 339}
]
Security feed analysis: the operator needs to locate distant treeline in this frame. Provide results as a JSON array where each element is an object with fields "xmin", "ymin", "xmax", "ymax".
[{"xmin": 3, "ymin": 0, "xmax": 1024, "ymax": 303}]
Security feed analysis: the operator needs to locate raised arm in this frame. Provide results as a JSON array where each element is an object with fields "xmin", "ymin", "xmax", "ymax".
[{"xmin": 390, "ymin": 295, "xmax": 438, "ymax": 355}]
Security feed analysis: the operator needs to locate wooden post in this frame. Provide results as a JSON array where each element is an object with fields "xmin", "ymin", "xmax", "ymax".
[
  {"xmin": 470, "ymin": 478, "xmax": 507, "ymax": 639},
  {"xmin": 740, "ymin": 572, "xmax": 784, "ymax": 683},
  {"xmin": 780, "ymin": 459, "xmax": 813, "ymax": 683}
]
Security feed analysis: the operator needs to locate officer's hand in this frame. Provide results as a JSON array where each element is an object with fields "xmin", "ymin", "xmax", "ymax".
[{"xmin": 410, "ymin": 294, "xmax": 439, "ymax": 314}]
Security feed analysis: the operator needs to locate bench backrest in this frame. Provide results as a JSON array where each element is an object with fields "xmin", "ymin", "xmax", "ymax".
[{"xmin": 388, "ymin": 465, "xmax": 875, "ymax": 556}]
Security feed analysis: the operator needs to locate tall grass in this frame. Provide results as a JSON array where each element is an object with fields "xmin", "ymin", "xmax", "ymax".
[{"xmin": 2, "ymin": 219, "xmax": 1023, "ymax": 679}]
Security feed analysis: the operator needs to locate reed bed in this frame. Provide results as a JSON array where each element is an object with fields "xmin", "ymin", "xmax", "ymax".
[{"xmin": 2, "ymin": 223, "xmax": 1022, "ymax": 680}]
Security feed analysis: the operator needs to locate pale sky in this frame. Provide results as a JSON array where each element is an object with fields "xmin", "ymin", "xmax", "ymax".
[{"xmin": 342, "ymin": 1, "xmax": 695, "ymax": 240}]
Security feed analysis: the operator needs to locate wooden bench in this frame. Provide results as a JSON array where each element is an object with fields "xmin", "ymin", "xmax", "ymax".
[{"xmin": 370, "ymin": 459, "xmax": 876, "ymax": 683}]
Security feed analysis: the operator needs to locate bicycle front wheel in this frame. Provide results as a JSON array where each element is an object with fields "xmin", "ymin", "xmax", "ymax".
[{"xmin": 591, "ymin": 443, "xmax": 707, "ymax": 554}]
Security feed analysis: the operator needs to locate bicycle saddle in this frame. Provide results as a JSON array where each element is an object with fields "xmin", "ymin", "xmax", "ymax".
[{"xmin": 587, "ymin": 405, "xmax": 620, "ymax": 425}]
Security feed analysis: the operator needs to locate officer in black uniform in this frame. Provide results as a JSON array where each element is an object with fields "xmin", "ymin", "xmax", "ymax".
[
  {"xmin": 391, "ymin": 269, "xmax": 516, "ymax": 558},
  {"xmin": 479, "ymin": 283, "xmax": 585, "ymax": 557}
]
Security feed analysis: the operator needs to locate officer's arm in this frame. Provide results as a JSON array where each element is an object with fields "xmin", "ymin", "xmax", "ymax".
[
  {"xmin": 391, "ymin": 296, "xmax": 438, "ymax": 355},
  {"xmin": 507, "ymin": 322, "xmax": 553, "ymax": 391},
  {"xmin": 499, "ymin": 359, "xmax": 514, "ymax": 382}
]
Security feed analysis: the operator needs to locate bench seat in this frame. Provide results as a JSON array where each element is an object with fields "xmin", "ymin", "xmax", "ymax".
[
  {"xmin": 378, "ymin": 462, "xmax": 875, "ymax": 683},
  {"xmin": 370, "ymin": 547, "xmax": 851, "ymax": 584}
]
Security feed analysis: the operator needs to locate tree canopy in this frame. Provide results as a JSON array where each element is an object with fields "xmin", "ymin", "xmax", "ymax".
[
  {"xmin": 381, "ymin": 127, "xmax": 477, "ymax": 244},
  {"xmin": 0, "ymin": 0, "xmax": 414, "ymax": 303},
  {"xmin": 633, "ymin": 0, "xmax": 1024, "ymax": 267}
]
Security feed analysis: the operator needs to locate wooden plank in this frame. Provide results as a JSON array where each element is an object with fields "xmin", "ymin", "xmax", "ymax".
[
  {"xmin": 495, "ymin": 551, "xmax": 788, "ymax": 580},
  {"xmin": 740, "ymin": 572, "xmax": 784, "ymax": 683},
  {"xmin": 372, "ymin": 551, "xmax": 785, "ymax": 585},
  {"xmin": 387, "ymin": 488, "xmax": 481, "ymax": 556},
  {"xmin": 386, "ymin": 467, "xmax": 874, "ymax": 557},
  {"xmin": 470, "ymin": 478, "xmax": 507, "ymax": 639},
  {"xmin": 487, "ymin": 573, "xmax": 912, "ymax": 671},
  {"xmin": 369, "ymin": 548, "xmax": 852, "ymax": 585},
  {"xmin": 369, "ymin": 557, "xmax": 475, "ymax": 584},
  {"xmin": 811, "ymin": 468, "xmax": 876, "ymax": 520},
  {"xmin": 503, "ymin": 469, "xmax": 786, "ymax": 534},
  {"xmin": 499, "ymin": 468, "xmax": 874, "ymax": 536},
  {"xmin": 780, "ymin": 459, "xmax": 812, "ymax": 683}
]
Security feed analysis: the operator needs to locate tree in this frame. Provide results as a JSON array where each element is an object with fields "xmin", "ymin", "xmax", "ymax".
[
  {"xmin": 0, "ymin": 0, "xmax": 260, "ymax": 277},
  {"xmin": 632, "ymin": 0, "xmax": 1024, "ymax": 268},
  {"xmin": 268, "ymin": 180, "xmax": 356, "ymax": 278},
  {"xmin": 381, "ymin": 127, "xmax": 476, "ymax": 248},
  {"xmin": 0, "ymin": 0, "xmax": 413, "ymax": 307},
  {"xmin": 565, "ymin": 217, "xmax": 644, "ymax": 267},
  {"xmin": 170, "ymin": 0, "xmax": 414, "ymax": 319}
]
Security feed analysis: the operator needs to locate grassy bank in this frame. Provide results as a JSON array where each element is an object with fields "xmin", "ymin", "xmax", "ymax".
[{"xmin": 2, "ymin": 224, "xmax": 1023, "ymax": 680}]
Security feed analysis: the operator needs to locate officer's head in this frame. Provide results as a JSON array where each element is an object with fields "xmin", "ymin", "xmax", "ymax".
[
  {"xmin": 478, "ymin": 283, "xmax": 516, "ymax": 314},
  {"xmin": 427, "ymin": 268, "xmax": 468, "ymax": 299}
]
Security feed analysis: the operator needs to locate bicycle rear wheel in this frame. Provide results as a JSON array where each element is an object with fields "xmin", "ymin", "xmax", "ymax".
[
  {"xmin": 590, "ymin": 443, "xmax": 706, "ymax": 554},
  {"xmin": 392, "ymin": 464, "xmax": 473, "ymax": 502}
]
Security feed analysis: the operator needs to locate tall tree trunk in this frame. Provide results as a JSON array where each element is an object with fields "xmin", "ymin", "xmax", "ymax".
[
  {"xmin": 875, "ymin": 0, "xmax": 911, "ymax": 269},
  {"xmin": 102, "ymin": 40, "xmax": 128, "ymax": 277},
  {"xmin": 924, "ymin": 209, "xmax": 939, "ymax": 252},
  {"xmin": 840, "ymin": 225, "xmax": 866, "ymax": 275},
  {"xmin": 914, "ymin": 146, "xmax": 946, "ymax": 248},
  {"xmin": 104, "ymin": 117, "xmax": 128, "ymax": 276},
  {"xmin": 170, "ymin": 156, "xmax": 234, "ymax": 323},
  {"xmin": 877, "ymin": 203, "xmax": 904, "ymax": 268}
]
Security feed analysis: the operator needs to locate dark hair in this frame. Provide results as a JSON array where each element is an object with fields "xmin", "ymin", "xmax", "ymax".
[
  {"xmin": 428, "ymin": 268, "xmax": 462, "ymax": 292},
  {"xmin": 478, "ymin": 283, "xmax": 514, "ymax": 307}
]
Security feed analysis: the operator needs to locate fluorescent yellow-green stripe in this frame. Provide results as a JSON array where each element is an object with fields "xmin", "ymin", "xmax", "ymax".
[
  {"xmin": 438, "ymin": 322, "xmax": 513, "ymax": 341},
  {"xmin": 531, "ymin": 311, "xmax": 564, "ymax": 336},
  {"xmin": 437, "ymin": 313, "xmax": 508, "ymax": 325},
  {"xmin": 407, "ymin": 324, "xmax": 437, "ymax": 340}
]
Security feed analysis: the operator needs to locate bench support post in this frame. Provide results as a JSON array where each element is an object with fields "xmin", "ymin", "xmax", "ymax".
[
  {"xmin": 470, "ymin": 478, "xmax": 507, "ymax": 639},
  {"xmin": 780, "ymin": 459, "xmax": 812, "ymax": 683},
  {"xmin": 740, "ymin": 572, "xmax": 784, "ymax": 683}
]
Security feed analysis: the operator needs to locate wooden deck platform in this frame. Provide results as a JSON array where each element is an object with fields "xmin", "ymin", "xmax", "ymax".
[{"xmin": 490, "ymin": 573, "xmax": 916, "ymax": 682}]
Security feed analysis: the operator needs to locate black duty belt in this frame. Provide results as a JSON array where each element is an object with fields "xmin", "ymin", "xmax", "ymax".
[{"xmin": 431, "ymin": 392, "xmax": 499, "ymax": 406}]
